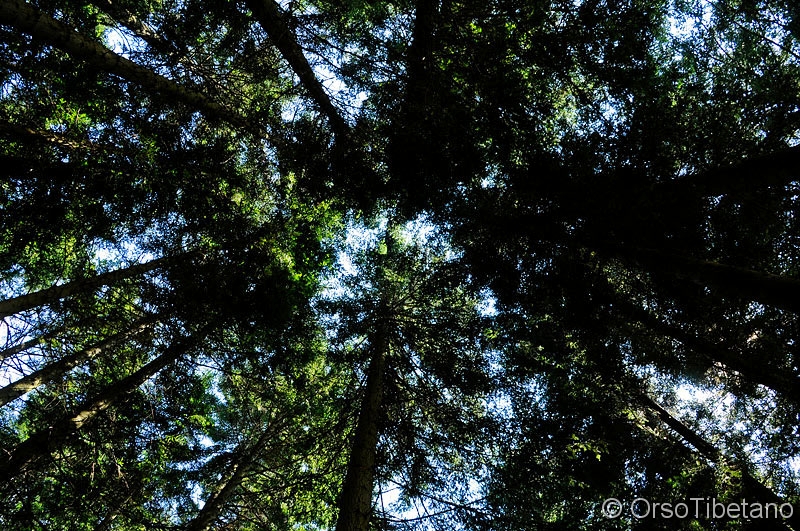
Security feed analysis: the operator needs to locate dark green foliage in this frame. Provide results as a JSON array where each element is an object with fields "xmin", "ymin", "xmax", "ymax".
[{"xmin": 1, "ymin": 0, "xmax": 800, "ymax": 529}]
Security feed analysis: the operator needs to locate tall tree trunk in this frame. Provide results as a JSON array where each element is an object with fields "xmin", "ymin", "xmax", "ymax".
[
  {"xmin": 246, "ymin": 0, "xmax": 348, "ymax": 136},
  {"xmin": 95, "ymin": 494, "xmax": 132, "ymax": 531},
  {"xmin": 335, "ymin": 326, "xmax": 389, "ymax": 531},
  {"xmin": 0, "ymin": 254, "xmax": 183, "ymax": 318},
  {"xmin": 617, "ymin": 299, "xmax": 800, "ymax": 403},
  {"xmin": 397, "ymin": 0, "xmax": 438, "ymax": 146},
  {"xmin": 0, "ymin": 314, "xmax": 110, "ymax": 362},
  {"xmin": 386, "ymin": 0, "xmax": 442, "ymax": 211},
  {"xmin": 0, "ymin": 320, "xmax": 155, "ymax": 407},
  {"xmin": 87, "ymin": 0, "xmax": 226, "ymax": 97},
  {"xmin": 0, "ymin": 325, "xmax": 209, "ymax": 480},
  {"xmin": 185, "ymin": 427, "xmax": 275, "ymax": 531},
  {"xmin": 405, "ymin": 0, "xmax": 437, "ymax": 110},
  {"xmin": 0, "ymin": 1, "xmax": 255, "ymax": 133},
  {"xmin": 0, "ymin": 155, "xmax": 74, "ymax": 180},
  {"xmin": 639, "ymin": 393, "xmax": 798, "ymax": 530},
  {"xmin": 87, "ymin": 0, "xmax": 175, "ymax": 53},
  {"xmin": 606, "ymin": 245, "xmax": 800, "ymax": 314}
]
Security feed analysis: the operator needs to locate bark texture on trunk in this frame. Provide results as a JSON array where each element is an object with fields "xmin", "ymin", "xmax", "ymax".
[{"xmin": 335, "ymin": 327, "xmax": 388, "ymax": 531}]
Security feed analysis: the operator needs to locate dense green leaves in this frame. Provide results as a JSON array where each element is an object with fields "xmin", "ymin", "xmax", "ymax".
[{"xmin": 1, "ymin": 0, "xmax": 800, "ymax": 529}]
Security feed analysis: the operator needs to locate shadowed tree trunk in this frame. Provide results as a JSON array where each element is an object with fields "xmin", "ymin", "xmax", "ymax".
[
  {"xmin": 246, "ymin": 0, "xmax": 348, "ymax": 136},
  {"xmin": 0, "ymin": 123, "xmax": 114, "ymax": 152},
  {"xmin": 615, "ymin": 298, "xmax": 800, "ymax": 403},
  {"xmin": 0, "ymin": 334, "xmax": 53, "ymax": 363},
  {"xmin": 0, "ymin": 0, "xmax": 255, "ymax": 132},
  {"xmin": 335, "ymin": 324, "xmax": 389, "ymax": 531},
  {"xmin": 87, "ymin": 0, "xmax": 228, "ymax": 97},
  {"xmin": 87, "ymin": 0, "xmax": 178, "ymax": 55},
  {"xmin": 658, "ymin": 145, "xmax": 800, "ymax": 198},
  {"xmin": 0, "ymin": 254, "xmax": 185, "ymax": 318},
  {"xmin": 0, "ymin": 315, "xmax": 113, "ymax": 363},
  {"xmin": 387, "ymin": 0, "xmax": 439, "ymax": 210},
  {"xmin": 95, "ymin": 494, "xmax": 132, "ymax": 531},
  {"xmin": 0, "ymin": 324, "xmax": 210, "ymax": 479},
  {"xmin": 639, "ymin": 392, "xmax": 799, "ymax": 530},
  {"xmin": 0, "ymin": 320, "xmax": 155, "ymax": 407},
  {"xmin": 605, "ymin": 245, "xmax": 800, "ymax": 314},
  {"xmin": 185, "ymin": 427, "xmax": 276, "ymax": 531}
]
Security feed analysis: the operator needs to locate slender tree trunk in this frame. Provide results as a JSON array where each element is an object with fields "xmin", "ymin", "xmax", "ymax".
[
  {"xmin": 0, "ymin": 334, "xmax": 52, "ymax": 363},
  {"xmin": 185, "ymin": 458, "xmax": 249, "ymax": 531},
  {"xmin": 606, "ymin": 245, "xmax": 800, "ymax": 314},
  {"xmin": 95, "ymin": 494, "xmax": 132, "ymax": 531},
  {"xmin": 0, "ymin": 314, "xmax": 112, "ymax": 362},
  {"xmin": 0, "ymin": 320, "xmax": 154, "ymax": 407},
  {"xmin": 0, "ymin": 155, "xmax": 74, "ymax": 180},
  {"xmin": 87, "ymin": 0, "xmax": 227, "ymax": 97},
  {"xmin": 335, "ymin": 326, "xmax": 389, "ymax": 531},
  {"xmin": 185, "ymin": 428, "xmax": 274, "ymax": 531},
  {"xmin": 639, "ymin": 393, "xmax": 722, "ymax": 461},
  {"xmin": 0, "ymin": 254, "xmax": 182, "ymax": 318},
  {"xmin": 246, "ymin": 0, "xmax": 348, "ymax": 136},
  {"xmin": 88, "ymin": 0, "xmax": 172, "ymax": 51},
  {"xmin": 639, "ymin": 393, "xmax": 798, "ymax": 530},
  {"xmin": 617, "ymin": 299, "xmax": 800, "ymax": 403},
  {"xmin": 0, "ymin": 325, "xmax": 208, "ymax": 479},
  {"xmin": 0, "ymin": 0, "xmax": 255, "ymax": 133}
]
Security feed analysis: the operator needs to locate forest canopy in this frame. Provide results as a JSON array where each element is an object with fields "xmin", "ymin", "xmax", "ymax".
[{"xmin": 1, "ymin": 0, "xmax": 800, "ymax": 529}]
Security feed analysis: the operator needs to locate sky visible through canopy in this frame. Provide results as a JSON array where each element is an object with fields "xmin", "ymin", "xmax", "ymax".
[{"xmin": 1, "ymin": 0, "xmax": 800, "ymax": 529}]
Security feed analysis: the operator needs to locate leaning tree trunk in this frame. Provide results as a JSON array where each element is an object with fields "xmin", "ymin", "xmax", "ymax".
[
  {"xmin": 605, "ymin": 245, "xmax": 800, "ymax": 314},
  {"xmin": 95, "ymin": 494, "xmax": 133, "ymax": 531},
  {"xmin": 0, "ymin": 254, "xmax": 186, "ymax": 318},
  {"xmin": 335, "ymin": 326, "xmax": 389, "ymax": 531},
  {"xmin": 0, "ymin": 324, "xmax": 209, "ymax": 480},
  {"xmin": 616, "ymin": 298, "xmax": 800, "ymax": 404},
  {"xmin": 658, "ymin": 145, "xmax": 800, "ymax": 198},
  {"xmin": 0, "ymin": 0, "xmax": 255, "ymax": 133},
  {"xmin": 638, "ymin": 393, "xmax": 799, "ymax": 531},
  {"xmin": 185, "ymin": 427, "xmax": 276, "ymax": 531},
  {"xmin": 0, "ymin": 313, "xmax": 112, "ymax": 362},
  {"xmin": 0, "ymin": 320, "xmax": 155, "ymax": 407},
  {"xmin": 87, "ymin": 0, "xmax": 228, "ymax": 98},
  {"xmin": 0, "ymin": 333, "xmax": 55, "ymax": 363},
  {"xmin": 0, "ymin": 123, "xmax": 111, "ymax": 152},
  {"xmin": 246, "ymin": 0, "xmax": 348, "ymax": 136}
]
